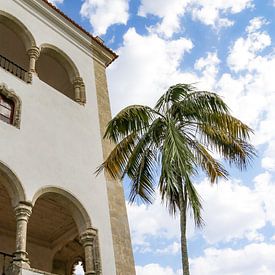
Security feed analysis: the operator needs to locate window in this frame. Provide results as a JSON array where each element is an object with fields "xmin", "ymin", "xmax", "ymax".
[
  {"xmin": 0, "ymin": 94, "xmax": 14, "ymax": 124},
  {"xmin": 0, "ymin": 84, "xmax": 21, "ymax": 128}
]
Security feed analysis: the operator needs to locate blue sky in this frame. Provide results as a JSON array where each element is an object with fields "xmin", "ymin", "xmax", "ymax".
[{"xmin": 50, "ymin": 1, "xmax": 275, "ymax": 274}]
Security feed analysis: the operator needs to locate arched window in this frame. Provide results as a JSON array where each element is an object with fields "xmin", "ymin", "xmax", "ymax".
[
  {"xmin": 0, "ymin": 84, "xmax": 22, "ymax": 128},
  {"xmin": 0, "ymin": 11, "xmax": 36, "ymax": 83}
]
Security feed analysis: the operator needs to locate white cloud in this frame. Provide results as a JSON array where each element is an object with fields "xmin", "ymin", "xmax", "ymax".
[
  {"xmin": 196, "ymin": 179, "xmax": 265, "ymax": 244},
  {"xmin": 254, "ymin": 172, "xmax": 275, "ymax": 226},
  {"xmin": 126, "ymin": 195, "xmax": 181, "ymax": 248},
  {"xmin": 136, "ymin": 264, "xmax": 182, "ymax": 275},
  {"xmin": 108, "ymin": 28, "xmax": 193, "ymax": 114},
  {"xmin": 246, "ymin": 17, "xmax": 269, "ymax": 33},
  {"xmin": 80, "ymin": 0, "xmax": 129, "ymax": 35},
  {"xmin": 190, "ymin": 243, "xmax": 275, "ymax": 275},
  {"xmin": 156, "ymin": 241, "xmax": 181, "ymax": 255},
  {"xmin": 138, "ymin": 0, "xmax": 188, "ymax": 37},
  {"xmin": 194, "ymin": 52, "xmax": 220, "ymax": 90},
  {"xmin": 227, "ymin": 18, "xmax": 271, "ymax": 73},
  {"xmin": 47, "ymin": 0, "xmax": 63, "ymax": 5},
  {"xmin": 190, "ymin": 0, "xmax": 253, "ymax": 29},
  {"xmin": 138, "ymin": 0, "xmax": 252, "ymax": 37}
]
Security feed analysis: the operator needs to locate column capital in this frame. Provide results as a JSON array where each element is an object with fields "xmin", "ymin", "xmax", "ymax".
[
  {"xmin": 73, "ymin": 76, "xmax": 84, "ymax": 87},
  {"xmin": 27, "ymin": 46, "xmax": 40, "ymax": 60},
  {"xmin": 14, "ymin": 203, "xmax": 32, "ymax": 222},
  {"xmin": 80, "ymin": 228, "xmax": 97, "ymax": 247}
]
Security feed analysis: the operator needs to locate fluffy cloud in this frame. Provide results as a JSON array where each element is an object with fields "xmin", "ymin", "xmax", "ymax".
[
  {"xmin": 194, "ymin": 52, "xmax": 220, "ymax": 90},
  {"xmin": 108, "ymin": 28, "xmax": 193, "ymax": 114},
  {"xmin": 156, "ymin": 242, "xmax": 181, "ymax": 255},
  {"xmin": 136, "ymin": 264, "xmax": 182, "ymax": 275},
  {"xmin": 138, "ymin": 0, "xmax": 188, "ymax": 37},
  {"xmin": 196, "ymin": 179, "xmax": 265, "ymax": 243},
  {"xmin": 227, "ymin": 17, "xmax": 271, "ymax": 73},
  {"xmin": 190, "ymin": 243, "xmax": 275, "ymax": 275},
  {"xmin": 190, "ymin": 0, "xmax": 253, "ymax": 29},
  {"xmin": 138, "ymin": 0, "xmax": 252, "ymax": 37},
  {"xmin": 254, "ymin": 172, "xmax": 275, "ymax": 226},
  {"xmin": 127, "ymin": 195, "xmax": 181, "ymax": 248},
  {"xmin": 47, "ymin": 0, "xmax": 63, "ymax": 5},
  {"xmin": 80, "ymin": 0, "xmax": 129, "ymax": 35},
  {"xmin": 220, "ymin": 16, "xmax": 275, "ymax": 167}
]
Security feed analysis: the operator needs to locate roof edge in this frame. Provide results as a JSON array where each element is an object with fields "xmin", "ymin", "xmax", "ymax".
[{"xmin": 41, "ymin": 0, "xmax": 118, "ymax": 66}]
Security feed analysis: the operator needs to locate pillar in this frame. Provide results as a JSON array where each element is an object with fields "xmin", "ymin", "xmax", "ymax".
[
  {"xmin": 80, "ymin": 228, "xmax": 98, "ymax": 275},
  {"xmin": 26, "ymin": 46, "xmax": 40, "ymax": 83},
  {"xmin": 27, "ymin": 46, "xmax": 40, "ymax": 73},
  {"xmin": 13, "ymin": 202, "xmax": 32, "ymax": 267},
  {"xmin": 73, "ymin": 77, "xmax": 85, "ymax": 104}
]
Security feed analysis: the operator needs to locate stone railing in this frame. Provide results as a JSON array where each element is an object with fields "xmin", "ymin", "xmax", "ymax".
[
  {"xmin": 0, "ymin": 54, "xmax": 29, "ymax": 82},
  {"xmin": 0, "ymin": 251, "xmax": 13, "ymax": 275}
]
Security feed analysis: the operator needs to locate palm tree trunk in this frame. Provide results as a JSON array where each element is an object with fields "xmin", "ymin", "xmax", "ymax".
[{"xmin": 178, "ymin": 178, "xmax": 190, "ymax": 275}]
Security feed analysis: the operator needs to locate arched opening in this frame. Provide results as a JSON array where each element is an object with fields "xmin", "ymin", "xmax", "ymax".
[
  {"xmin": 28, "ymin": 188, "xmax": 91, "ymax": 274},
  {"xmin": 36, "ymin": 45, "xmax": 82, "ymax": 102},
  {"xmin": 0, "ymin": 162, "xmax": 26, "ymax": 273},
  {"xmin": 0, "ymin": 182, "xmax": 16, "ymax": 274},
  {"xmin": 0, "ymin": 12, "xmax": 35, "ymax": 81}
]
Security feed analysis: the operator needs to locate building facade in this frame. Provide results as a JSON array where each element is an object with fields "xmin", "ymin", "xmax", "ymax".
[{"xmin": 0, "ymin": 0, "xmax": 135, "ymax": 274}]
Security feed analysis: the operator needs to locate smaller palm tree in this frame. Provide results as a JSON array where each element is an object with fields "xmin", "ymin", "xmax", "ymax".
[{"xmin": 97, "ymin": 84, "xmax": 255, "ymax": 275}]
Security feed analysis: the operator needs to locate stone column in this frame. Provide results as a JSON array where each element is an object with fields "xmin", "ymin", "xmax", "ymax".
[
  {"xmin": 27, "ymin": 46, "xmax": 40, "ymax": 73},
  {"xmin": 26, "ymin": 46, "xmax": 40, "ymax": 83},
  {"xmin": 13, "ymin": 202, "xmax": 32, "ymax": 267},
  {"xmin": 80, "ymin": 228, "xmax": 97, "ymax": 275},
  {"xmin": 73, "ymin": 77, "xmax": 84, "ymax": 104}
]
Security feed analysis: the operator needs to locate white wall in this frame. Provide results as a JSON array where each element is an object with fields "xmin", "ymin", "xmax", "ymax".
[{"xmin": 0, "ymin": 0, "xmax": 116, "ymax": 274}]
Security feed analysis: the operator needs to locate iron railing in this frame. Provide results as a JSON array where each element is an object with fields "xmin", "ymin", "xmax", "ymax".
[
  {"xmin": 0, "ymin": 54, "xmax": 28, "ymax": 82},
  {"xmin": 0, "ymin": 252, "xmax": 13, "ymax": 275}
]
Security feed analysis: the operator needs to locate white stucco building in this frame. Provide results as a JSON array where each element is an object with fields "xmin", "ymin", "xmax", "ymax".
[{"xmin": 0, "ymin": 1, "xmax": 135, "ymax": 274}]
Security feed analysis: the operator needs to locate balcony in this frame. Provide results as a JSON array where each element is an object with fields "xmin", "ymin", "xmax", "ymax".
[{"xmin": 0, "ymin": 54, "xmax": 29, "ymax": 83}]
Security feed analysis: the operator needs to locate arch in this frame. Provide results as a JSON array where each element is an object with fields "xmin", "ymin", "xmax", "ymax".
[
  {"xmin": 39, "ymin": 44, "xmax": 80, "ymax": 81},
  {"xmin": 0, "ymin": 11, "xmax": 36, "ymax": 50},
  {"xmin": 32, "ymin": 186, "xmax": 92, "ymax": 233},
  {"xmin": 0, "ymin": 160, "xmax": 26, "ymax": 206},
  {"xmin": 36, "ymin": 44, "xmax": 86, "ymax": 103}
]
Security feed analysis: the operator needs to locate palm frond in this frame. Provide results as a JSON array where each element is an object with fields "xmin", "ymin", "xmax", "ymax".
[
  {"xmin": 95, "ymin": 132, "xmax": 137, "ymax": 179},
  {"xmin": 190, "ymin": 141, "xmax": 228, "ymax": 182},
  {"xmin": 184, "ymin": 175, "xmax": 204, "ymax": 228},
  {"xmin": 104, "ymin": 105, "xmax": 155, "ymax": 143},
  {"xmin": 199, "ymin": 125, "xmax": 256, "ymax": 169},
  {"xmin": 155, "ymin": 83, "xmax": 195, "ymax": 112},
  {"xmin": 128, "ymin": 148, "xmax": 157, "ymax": 204}
]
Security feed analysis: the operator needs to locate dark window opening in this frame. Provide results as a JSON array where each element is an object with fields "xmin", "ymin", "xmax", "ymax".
[{"xmin": 0, "ymin": 94, "xmax": 14, "ymax": 125}]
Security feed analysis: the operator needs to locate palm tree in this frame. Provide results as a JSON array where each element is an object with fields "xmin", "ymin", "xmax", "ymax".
[{"xmin": 97, "ymin": 84, "xmax": 255, "ymax": 275}]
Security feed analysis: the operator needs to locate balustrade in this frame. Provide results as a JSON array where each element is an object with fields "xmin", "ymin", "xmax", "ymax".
[
  {"xmin": 0, "ymin": 252, "xmax": 13, "ymax": 275},
  {"xmin": 0, "ymin": 54, "xmax": 28, "ymax": 82}
]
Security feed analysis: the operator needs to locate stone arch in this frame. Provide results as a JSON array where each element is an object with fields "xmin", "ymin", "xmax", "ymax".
[
  {"xmin": 39, "ymin": 44, "xmax": 80, "ymax": 81},
  {"xmin": 0, "ymin": 11, "xmax": 36, "ymax": 50},
  {"xmin": 0, "ymin": 160, "xmax": 26, "ymax": 206},
  {"xmin": 32, "ymin": 186, "xmax": 91, "ymax": 233},
  {"xmin": 36, "ymin": 44, "xmax": 86, "ymax": 103}
]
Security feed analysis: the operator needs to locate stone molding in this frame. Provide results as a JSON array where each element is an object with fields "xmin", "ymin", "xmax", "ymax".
[{"xmin": 0, "ymin": 83, "xmax": 22, "ymax": 128}]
